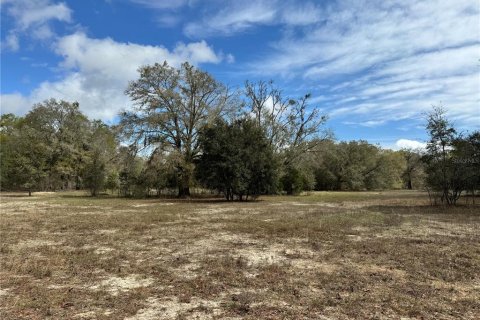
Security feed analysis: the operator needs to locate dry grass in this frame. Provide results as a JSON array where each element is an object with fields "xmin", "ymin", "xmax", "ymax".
[{"xmin": 0, "ymin": 190, "xmax": 479, "ymax": 319}]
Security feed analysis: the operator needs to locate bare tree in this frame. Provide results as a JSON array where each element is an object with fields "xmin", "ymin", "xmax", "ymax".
[{"xmin": 244, "ymin": 80, "xmax": 330, "ymax": 166}]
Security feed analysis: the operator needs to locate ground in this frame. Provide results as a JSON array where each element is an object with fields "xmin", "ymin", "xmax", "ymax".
[{"xmin": 0, "ymin": 191, "xmax": 479, "ymax": 319}]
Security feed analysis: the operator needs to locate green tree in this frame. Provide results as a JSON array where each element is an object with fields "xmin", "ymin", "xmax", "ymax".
[
  {"xmin": 22, "ymin": 99, "xmax": 90, "ymax": 190},
  {"xmin": 116, "ymin": 146, "xmax": 144, "ymax": 197},
  {"xmin": 423, "ymin": 107, "xmax": 464, "ymax": 205},
  {"xmin": 1, "ymin": 114, "xmax": 44, "ymax": 195},
  {"xmin": 82, "ymin": 121, "xmax": 117, "ymax": 196},
  {"xmin": 281, "ymin": 166, "xmax": 305, "ymax": 195},
  {"xmin": 197, "ymin": 118, "xmax": 277, "ymax": 201},
  {"xmin": 311, "ymin": 140, "xmax": 402, "ymax": 191},
  {"xmin": 120, "ymin": 61, "xmax": 233, "ymax": 198},
  {"xmin": 451, "ymin": 131, "xmax": 480, "ymax": 203},
  {"xmin": 400, "ymin": 149, "xmax": 425, "ymax": 190}
]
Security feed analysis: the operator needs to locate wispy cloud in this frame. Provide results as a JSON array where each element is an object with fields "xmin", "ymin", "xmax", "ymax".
[
  {"xmin": 245, "ymin": 0, "xmax": 480, "ymax": 129},
  {"xmin": 129, "ymin": 0, "xmax": 190, "ymax": 10},
  {"xmin": 183, "ymin": 1, "xmax": 323, "ymax": 38},
  {"xmin": 129, "ymin": 0, "xmax": 323, "ymax": 37}
]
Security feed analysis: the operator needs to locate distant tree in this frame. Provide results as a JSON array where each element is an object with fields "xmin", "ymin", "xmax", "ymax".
[
  {"xmin": 367, "ymin": 150, "xmax": 405, "ymax": 190},
  {"xmin": 423, "ymin": 107, "xmax": 463, "ymax": 205},
  {"xmin": 0, "ymin": 114, "xmax": 43, "ymax": 195},
  {"xmin": 82, "ymin": 121, "xmax": 117, "ymax": 196},
  {"xmin": 244, "ymin": 80, "xmax": 330, "ymax": 166},
  {"xmin": 120, "ymin": 61, "xmax": 234, "ymax": 198},
  {"xmin": 116, "ymin": 146, "xmax": 144, "ymax": 197},
  {"xmin": 105, "ymin": 170, "xmax": 120, "ymax": 194},
  {"xmin": 281, "ymin": 166, "xmax": 306, "ymax": 195},
  {"xmin": 400, "ymin": 148, "xmax": 425, "ymax": 190},
  {"xmin": 1, "ymin": 100, "xmax": 92, "ymax": 194},
  {"xmin": 244, "ymin": 80, "xmax": 330, "ymax": 194},
  {"xmin": 140, "ymin": 150, "xmax": 178, "ymax": 196},
  {"xmin": 197, "ymin": 118, "xmax": 277, "ymax": 201},
  {"xmin": 451, "ymin": 131, "xmax": 480, "ymax": 203},
  {"xmin": 310, "ymin": 140, "xmax": 403, "ymax": 191},
  {"xmin": 22, "ymin": 99, "xmax": 90, "ymax": 190}
]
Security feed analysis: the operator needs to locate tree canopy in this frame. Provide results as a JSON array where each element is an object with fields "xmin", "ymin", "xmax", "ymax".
[
  {"xmin": 1, "ymin": 63, "xmax": 476, "ymax": 204},
  {"xmin": 119, "ymin": 61, "xmax": 234, "ymax": 197},
  {"xmin": 196, "ymin": 118, "xmax": 277, "ymax": 201}
]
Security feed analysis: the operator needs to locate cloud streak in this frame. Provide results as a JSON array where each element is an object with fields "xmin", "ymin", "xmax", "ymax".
[{"xmin": 244, "ymin": 0, "xmax": 480, "ymax": 130}]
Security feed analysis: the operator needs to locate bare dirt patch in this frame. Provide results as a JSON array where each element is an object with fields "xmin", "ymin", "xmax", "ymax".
[{"xmin": 91, "ymin": 275, "xmax": 154, "ymax": 295}]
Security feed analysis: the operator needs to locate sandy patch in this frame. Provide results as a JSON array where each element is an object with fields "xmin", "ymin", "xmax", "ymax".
[
  {"xmin": 94, "ymin": 246, "xmax": 115, "ymax": 254},
  {"xmin": 293, "ymin": 260, "xmax": 338, "ymax": 274},
  {"xmin": 195, "ymin": 207, "xmax": 235, "ymax": 215},
  {"xmin": 14, "ymin": 239, "xmax": 61, "ymax": 249},
  {"xmin": 0, "ymin": 288, "xmax": 10, "ymax": 297},
  {"xmin": 0, "ymin": 202, "xmax": 64, "ymax": 215},
  {"xmin": 126, "ymin": 296, "xmax": 222, "ymax": 320},
  {"xmin": 73, "ymin": 311, "xmax": 97, "ymax": 319},
  {"xmin": 170, "ymin": 262, "xmax": 201, "ymax": 279},
  {"xmin": 75, "ymin": 205, "xmax": 110, "ymax": 209},
  {"xmin": 132, "ymin": 204, "xmax": 156, "ymax": 208},
  {"xmin": 91, "ymin": 275, "xmax": 154, "ymax": 295},
  {"xmin": 96, "ymin": 229, "xmax": 118, "ymax": 235},
  {"xmin": 377, "ymin": 219, "xmax": 480, "ymax": 239},
  {"xmin": 234, "ymin": 246, "xmax": 286, "ymax": 266}
]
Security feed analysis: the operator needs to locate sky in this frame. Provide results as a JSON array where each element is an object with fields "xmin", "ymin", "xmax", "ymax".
[{"xmin": 1, "ymin": 0, "xmax": 479, "ymax": 149}]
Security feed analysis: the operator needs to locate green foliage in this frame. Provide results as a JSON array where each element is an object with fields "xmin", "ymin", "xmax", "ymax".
[
  {"xmin": 105, "ymin": 170, "xmax": 120, "ymax": 193},
  {"xmin": 117, "ymin": 147, "xmax": 144, "ymax": 197},
  {"xmin": 399, "ymin": 149, "xmax": 425, "ymax": 190},
  {"xmin": 0, "ymin": 100, "xmax": 92, "ymax": 193},
  {"xmin": 197, "ymin": 118, "xmax": 278, "ymax": 200},
  {"xmin": 455, "ymin": 131, "xmax": 480, "ymax": 197},
  {"xmin": 423, "ymin": 107, "xmax": 464, "ymax": 205},
  {"xmin": 281, "ymin": 166, "xmax": 307, "ymax": 195},
  {"xmin": 308, "ymin": 140, "xmax": 405, "ymax": 191},
  {"xmin": 120, "ymin": 61, "xmax": 234, "ymax": 198},
  {"xmin": 7, "ymin": 67, "xmax": 473, "ymax": 205},
  {"xmin": 81, "ymin": 121, "xmax": 117, "ymax": 196}
]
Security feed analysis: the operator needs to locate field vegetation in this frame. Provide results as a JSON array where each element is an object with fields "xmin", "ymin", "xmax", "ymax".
[{"xmin": 1, "ymin": 191, "xmax": 479, "ymax": 319}]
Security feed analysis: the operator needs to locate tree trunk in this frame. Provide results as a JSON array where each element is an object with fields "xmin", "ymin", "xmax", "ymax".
[
  {"xmin": 407, "ymin": 180, "xmax": 412, "ymax": 190},
  {"xmin": 178, "ymin": 186, "xmax": 190, "ymax": 198}
]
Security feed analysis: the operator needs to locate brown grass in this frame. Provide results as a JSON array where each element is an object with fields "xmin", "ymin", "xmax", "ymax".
[{"xmin": 0, "ymin": 190, "xmax": 479, "ymax": 319}]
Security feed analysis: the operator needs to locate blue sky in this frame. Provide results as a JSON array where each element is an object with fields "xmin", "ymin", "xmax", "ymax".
[{"xmin": 1, "ymin": 0, "xmax": 479, "ymax": 149}]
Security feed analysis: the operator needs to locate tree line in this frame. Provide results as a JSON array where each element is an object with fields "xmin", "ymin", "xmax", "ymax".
[{"xmin": 1, "ymin": 62, "xmax": 478, "ymax": 204}]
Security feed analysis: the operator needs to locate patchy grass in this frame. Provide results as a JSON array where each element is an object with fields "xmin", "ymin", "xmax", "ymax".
[{"xmin": 0, "ymin": 190, "xmax": 479, "ymax": 319}]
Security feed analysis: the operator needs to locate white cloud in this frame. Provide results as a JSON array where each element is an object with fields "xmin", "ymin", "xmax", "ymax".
[
  {"xmin": 1, "ymin": 32, "xmax": 230, "ymax": 121},
  {"xmin": 1, "ymin": 0, "xmax": 72, "ymax": 50},
  {"xmin": 12, "ymin": 0, "xmax": 72, "ymax": 30},
  {"xmin": 3, "ymin": 34, "xmax": 19, "ymax": 51},
  {"xmin": 0, "ymin": 92, "xmax": 31, "ymax": 115},
  {"xmin": 395, "ymin": 139, "xmax": 427, "ymax": 151}
]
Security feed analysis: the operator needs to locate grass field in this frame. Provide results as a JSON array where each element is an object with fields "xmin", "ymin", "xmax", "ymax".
[{"xmin": 0, "ymin": 191, "xmax": 479, "ymax": 319}]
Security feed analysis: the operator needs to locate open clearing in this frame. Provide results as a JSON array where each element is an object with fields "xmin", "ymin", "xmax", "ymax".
[{"xmin": 0, "ymin": 191, "xmax": 479, "ymax": 319}]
